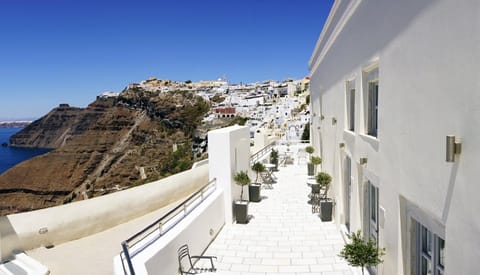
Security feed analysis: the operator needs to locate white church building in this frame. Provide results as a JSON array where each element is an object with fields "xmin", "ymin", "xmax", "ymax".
[{"xmin": 309, "ymin": 0, "xmax": 479, "ymax": 274}]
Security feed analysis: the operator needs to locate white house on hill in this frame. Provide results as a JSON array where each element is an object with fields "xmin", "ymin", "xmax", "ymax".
[{"xmin": 309, "ymin": 0, "xmax": 479, "ymax": 274}]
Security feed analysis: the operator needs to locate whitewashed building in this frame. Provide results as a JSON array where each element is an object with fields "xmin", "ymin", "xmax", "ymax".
[{"xmin": 309, "ymin": 1, "xmax": 479, "ymax": 274}]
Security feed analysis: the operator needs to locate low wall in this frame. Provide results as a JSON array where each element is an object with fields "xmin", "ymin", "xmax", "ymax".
[
  {"xmin": 113, "ymin": 189, "xmax": 225, "ymax": 275},
  {"xmin": 0, "ymin": 165, "xmax": 209, "ymax": 262}
]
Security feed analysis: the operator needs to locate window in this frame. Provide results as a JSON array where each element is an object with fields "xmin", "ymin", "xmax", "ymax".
[
  {"xmin": 414, "ymin": 220, "xmax": 445, "ymax": 275},
  {"xmin": 346, "ymin": 80, "xmax": 355, "ymax": 131},
  {"xmin": 364, "ymin": 68, "xmax": 379, "ymax": 137},
  {"xmin": 366, "ymin": 181, "xmax": 379, "ymax": 274}
]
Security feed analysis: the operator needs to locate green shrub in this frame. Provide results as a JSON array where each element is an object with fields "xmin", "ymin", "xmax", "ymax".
[
  {"xmin": 233, "ymin": 171, "xmax": 250, "ymax": 201},
  {"xmin": 339, "ymin": 230, "xmax": 386, "ymax": 275}
]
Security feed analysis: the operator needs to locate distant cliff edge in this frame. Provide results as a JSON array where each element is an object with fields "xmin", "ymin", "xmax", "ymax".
[
  {"xmin": 0, "ymin": 121, "xmax": 32, "ymax": 128},
  {"xmin": 0, "ymin": 87, "xmax": 210, "ymax": 215}
]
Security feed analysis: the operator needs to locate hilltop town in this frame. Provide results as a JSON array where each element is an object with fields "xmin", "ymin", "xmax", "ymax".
[
  {"xmin": 100, "ymin": 76, "xmax": 311, "ymax": 150},
  {"xmin": 0, "ymin": 76, "xmax": 311, "ymax": 215}
]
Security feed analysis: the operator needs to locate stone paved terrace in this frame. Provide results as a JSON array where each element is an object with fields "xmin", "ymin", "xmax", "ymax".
[{"xmin": 201, "ymin": 155, "xmax": 356, "ymax": 275}]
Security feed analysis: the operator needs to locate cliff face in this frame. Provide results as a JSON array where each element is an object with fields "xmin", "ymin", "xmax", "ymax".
[{"xmin": 0, "ymin": 88, "xmax": 210, "ymax": 215}]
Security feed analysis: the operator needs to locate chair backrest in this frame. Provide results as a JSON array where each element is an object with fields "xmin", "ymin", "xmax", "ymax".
[{"xmin": 178, "ymin": 244, "xmax": 194, "ymax": 273}]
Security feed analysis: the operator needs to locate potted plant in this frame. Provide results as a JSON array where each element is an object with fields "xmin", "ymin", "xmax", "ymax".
[
  {"xmin": 311, "ymin": 156, "xmax": 322, "ymax": 174},
  {"xmin": 305, "ymin": 146, "xmax": 315, "ymax": 175},
  {"xmin": 233, "ymin": 171, "xmax": 250, "ymax": 224},
  {"xmin": 249, "ymin": 162, "xmax": 265, "ymax": 202},
  {"xmin": 338, "ymin": 230, "xmax": 385, "ymax": 275},
  {"xmin": 270, "ymin": 149, "xmax": 279, "ymax": 171},
  {"xmin": 316, "ymin": 172, "xmax": 333, "ymax": 221}
]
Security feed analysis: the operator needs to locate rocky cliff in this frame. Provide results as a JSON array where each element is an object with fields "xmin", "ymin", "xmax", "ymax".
[{"xmin": 0, "ymin": 87, "xmax": 210, "ymax": 215}]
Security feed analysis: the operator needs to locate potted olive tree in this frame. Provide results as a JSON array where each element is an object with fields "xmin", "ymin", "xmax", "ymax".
[
  {"xmin": 270, "ymin": 149, "xmax": 279, "ymax": 171},
  {"xmin": 311, "ymin": 156, "xmax": 322, "ymax": 174},
  {"xmin": 316, "ymin": 172, "xmax": 333, "ymax": 221},
  {"xmin": 305, "ymin": 146, "xmax": 315, "ymax": 175},
  {"xmin": 233, "ymin": 171, "xmax": 250, "ymax": 224},
  {"xmin": 250, "ymin": 162, "xmax": 265, "ymax": 202},
  {"xmin": 338, "ymin": 230, "xmax": 385, "ymax": 275}
]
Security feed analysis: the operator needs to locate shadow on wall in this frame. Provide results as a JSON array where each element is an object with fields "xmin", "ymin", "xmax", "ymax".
[
  {"xmin": 0, "ymin": 216, "xmax": 20, "ymax": 262},
  {"xmin": 313, "ymin": 0, "xmax": 436, "ymax": 92},
  {"xmin": 441, "ymin": 161, "xmax": 459, "ymax": 222}
]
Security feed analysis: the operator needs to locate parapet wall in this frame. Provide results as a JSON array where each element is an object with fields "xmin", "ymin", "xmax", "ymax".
[{"xmin": 0, "ymin": 165, "xmax": 209, "ymax": 262}]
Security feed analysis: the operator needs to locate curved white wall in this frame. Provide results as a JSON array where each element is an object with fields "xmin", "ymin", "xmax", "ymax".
[{"xmin": 0, "ymin": 165, "xmax": 208, "ymax": 261}]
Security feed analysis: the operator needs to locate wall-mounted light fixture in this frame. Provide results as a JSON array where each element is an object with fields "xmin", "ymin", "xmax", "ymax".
[
  {"xmin": 332, "ymin": 117, "xmax": 337, "ymax": 125},
  {"xmin": 339, "ymin": 142, "xmax": 345, "ymax": 148},
  {"xmin": 321, "ymin": 115, "xmax": 325, "ymax": 120},
  {"xmin": 359, "ymin": 157, "xmax": 368, "ymax": 165},
  {"xmin": 313, "ymin": 113, "xmax": 317, "ymax": 117},
  {"xmin": 446, "ymin": 135, "xmax": 462, "ymax": 162},
  {"xmin": 317, "ymin": 126, "xmax": 321, "ymax": 130}
]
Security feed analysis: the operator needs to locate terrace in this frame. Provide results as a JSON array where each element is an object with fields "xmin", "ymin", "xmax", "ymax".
[
  {"xmin": 199, "ymin": 154, "xmax": 354, "ymax": 275},
  {"xmin": 0, "ymin": 126, "xmax": 354, "ymax": 274}
]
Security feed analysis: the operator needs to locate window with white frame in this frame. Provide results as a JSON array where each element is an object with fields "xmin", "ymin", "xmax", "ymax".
[
  {"xmin": 364, "ymin": 67, "xmax": 379, "ymax": 137},
  {"xmin": 346, "ymin": 80, "xmax": 355, "ymax": 131},
  {"xmin": 413, "ymin": 220, "xmax": 445, "ymax": 275}
]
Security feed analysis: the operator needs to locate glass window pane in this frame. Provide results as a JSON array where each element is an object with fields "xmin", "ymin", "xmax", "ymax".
[
  {"xmin": 350, "ymin": 89, "xmax": 355, "ymax": 131},
  {"xmin": 422, "ymin": 226, "xmax": 432, "ymax": 256},
  {"xmin": 370, "ymin": 185, "xmax": 377, "ymax": 222},
  {"xmin": 421, "ymin": 256, "xmax": 432, "ymax": 275},
  {"xmin": 438, "ymin": 237, "xmax": 445, "ymax": 267}
]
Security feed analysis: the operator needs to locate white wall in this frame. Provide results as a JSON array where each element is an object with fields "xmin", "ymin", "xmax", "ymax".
[
  {"xmin": 208, "ymin": 125, "xmax": 250, "ymax": 224},
  {"xmin": 0, "ymin": 165, "xmax": 208, "ymax": 262},
  {"xmin": 310, "ymin": 0, "xmax": 480, "ymax": 274},
  {"xmin": 113, "ymin": 189, "xmax": 225, "ymax": 275}
]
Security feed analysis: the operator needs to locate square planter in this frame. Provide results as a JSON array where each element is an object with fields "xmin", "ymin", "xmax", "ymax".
[
  {"xmin": 234, "ymin": 200, "xmax": 249, "ymax": 224},
  {"xmin": 249, "ymin": 183, "xmax": 262, "ymax": 202},
  {"xmin": 311, "ymin": 183, "xmax": 321, "ymax": 195},
  {"xmin": 320, "ymin": 199, "xmax": 333, "ymax": 222},
  {"xmin": 307, "ymin": 163, "xmax": 314, "ymax": 176}
]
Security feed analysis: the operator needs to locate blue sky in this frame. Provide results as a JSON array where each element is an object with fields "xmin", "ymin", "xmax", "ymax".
[{"xmin": 0, "ymin": 0, "xmax": 333, "ymax": 120}]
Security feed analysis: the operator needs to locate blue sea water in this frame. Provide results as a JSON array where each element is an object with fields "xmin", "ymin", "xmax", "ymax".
[{"xmin": 0, "ymin": 128, "xmax": 51, "ymax": 175}]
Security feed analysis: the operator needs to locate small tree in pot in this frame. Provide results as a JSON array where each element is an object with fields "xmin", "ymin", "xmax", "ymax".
[
  {"xmin": 310, "ymin": 156, "xmax": 322, "ymax": 174},
  {"xmin": 305, "ymin": 146, "xmax": 315, "ymax": 175},
  {"xmin": 270, "ymin": 149, "xmax": 279, "ymax": 170},
  {"xmin": 338, "ymin": 230, "xmax": 385, "ymax": 275},
  {"xmin": 250, "ymin": 162, "xmax": 265, "ymax": 202},
  {"xmin": 233, "ymin": 171, "xmax": 251, "ymax": 224},
  {"xmin": 316, "ymin": 172, "xmax": 333, "ymax": 221}
]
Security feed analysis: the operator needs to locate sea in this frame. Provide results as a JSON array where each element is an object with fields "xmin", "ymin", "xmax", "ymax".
[{"xmin": 0, "ymin": 128, "xmax": 51, "ymax": 175}]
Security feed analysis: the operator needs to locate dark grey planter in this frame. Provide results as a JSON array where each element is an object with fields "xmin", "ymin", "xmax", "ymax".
[
  {"xmin": 307, "ymin": 163, "xmax": 314, "ymax": 176},
  {"xmin": 311, "ymin": 184, "xmax": 321, "ymax": 195},
  {"xmin": 320, "ymin": 199, "xmax": 333, "ymax": 221},
  {"xmin": 249, "ymin": 183, "xmax": 261, "ymax": 202},
  {"xmin": 234, "ymin": 201, "xmax": 249, "ymax": 224}
]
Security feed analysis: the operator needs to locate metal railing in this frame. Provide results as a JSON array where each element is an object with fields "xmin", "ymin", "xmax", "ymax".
[
  {"xmin": 250, "ymin": 141, "xmax": 276, "ymax": 165},
  {"xmin": 120, "ymin": 178, "xmax": 217, "ymax": 275},
  {"xmin": 277, "ymin": 139, "xmax": 310, "ymax": 146}
]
